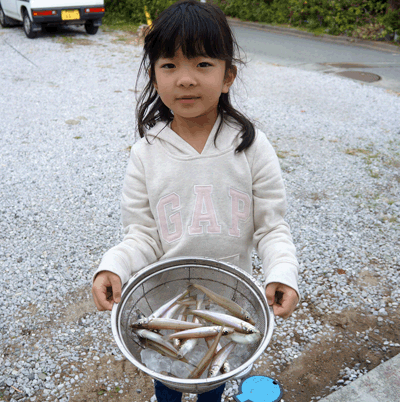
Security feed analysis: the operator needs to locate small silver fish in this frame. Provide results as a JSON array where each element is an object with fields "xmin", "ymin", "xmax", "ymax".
[
  {"xmin": 177, "ymin": 294, "xmax": 204, "ymax": 358},
  {"xmin": 208, "ymin": 341, "xmax": 236, "ymax": 377},
  {"xmin": 205, "ymin": 338, "xmax": 231, "ymax": 374},
  {"xmin": 173, "ymin": 337, "xmax": 181, "ymax": 350},
  {"xmin": 144, "ymin": 339, "xmax": 190, "ymax": 364},
  {"xmin": 191, "ymin": 283, "xmax": 255, "ymax": 325},
  {"xmin": 188, "ymin": 329, "xmax": 223, "ymax": 379},
  {"xmin": 131, "ymin": 317, "xmax": 203, "ymax": 331},
  {"xmin": 161, "ymin": 303, "xmax": 186, "ymax": 320},
  {"xmin": 134, "ymin": 329, "xmax": 179, "ymax": 357},
  {"xmin": 177, "ymin": 336, "xmax": 198, "ymax": 359},
  {"xmin": 220, "ymin": 360, "xmax": 231, "ymax": 374},
  {"xmin": 149, "ymin": 289, "xmax": 190, "ymax": 320},
  {"xmin": 227, "ymin": 331, "xmax": 262, "ymax": 344},
  {"xmin": 191, "ymin": 310, "xmax": 260, "ymax": 335},
  {"xmin": 172, "ymin": 308, "xmax": 188, "ymax": 350},
  {"xmin": 168, "ymin": 325, "xmax": 234, "ymax": 340}
]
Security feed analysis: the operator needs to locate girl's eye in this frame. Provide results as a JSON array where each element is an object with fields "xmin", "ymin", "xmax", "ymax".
[
  {"xmin": 198, "ymin": 62, "xmax": 212, "ymax": 68},
  {"xmin": 161, "ymin": 63, "xmax": 175, "ymax": 69}
]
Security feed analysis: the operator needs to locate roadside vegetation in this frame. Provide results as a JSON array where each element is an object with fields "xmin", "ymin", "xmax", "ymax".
[{"xmin": 103, "ymin": 0, "xmax": 400, "ymax": 42}]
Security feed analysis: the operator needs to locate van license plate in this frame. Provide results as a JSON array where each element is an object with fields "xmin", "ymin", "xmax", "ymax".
[{"xmin": 61, "ymin": 10, "xmax": 80, "ymax": 20}]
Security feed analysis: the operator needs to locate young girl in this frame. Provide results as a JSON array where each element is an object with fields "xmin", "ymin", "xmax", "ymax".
[{"xmin": 92, "ymin": 1, "xmax": 300, "ymax": 401}]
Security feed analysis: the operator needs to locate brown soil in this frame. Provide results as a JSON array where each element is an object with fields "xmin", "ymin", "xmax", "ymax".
[
  {"xmin": 69, "ymin": 357, "xmax": 154, "ymax": 402},
  {"xmin": 30, "ymin": 298, "xmax": 400, "ymax": 402},
  {"xmin": 3, "ymin": 282, "xmax": 398, "ymax": 402},
  {"xmin": 253, "ymin": 309, "xmax": 400, "ymax": 402}
]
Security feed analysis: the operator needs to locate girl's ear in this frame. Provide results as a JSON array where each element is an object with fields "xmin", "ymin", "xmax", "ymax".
[{"xmin": 222, "ymin": 65, "xmax": 237, "ymax": 94}]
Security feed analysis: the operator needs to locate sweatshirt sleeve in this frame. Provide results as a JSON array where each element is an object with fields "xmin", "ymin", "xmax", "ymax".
[
  {"xmin": 251, "ymin": 132, "xmax": 300, "ymax": 298},
  {"xmin": 93, "ymin": 145, "xmax": 164, "ymax": 285}
]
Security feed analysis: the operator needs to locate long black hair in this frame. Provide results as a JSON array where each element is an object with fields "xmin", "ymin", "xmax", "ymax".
[{"xmin": 136, "ymin": 0, "xmax": 255, "ymax": 153}]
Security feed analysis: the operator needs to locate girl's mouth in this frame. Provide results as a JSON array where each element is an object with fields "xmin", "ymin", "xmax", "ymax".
[{"xmin": 177, "ymin": 97, "xmax": 200, "ymax": 104}]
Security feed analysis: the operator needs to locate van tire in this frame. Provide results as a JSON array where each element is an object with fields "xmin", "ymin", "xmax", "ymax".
[
  {"xmin": 0, "ymin": 5, "xmax": 11, "ymax": 27},
  {"xmin": 85, "ymin": 21, "xmax": 98, "ymax": 35},
  {"xmin": 23, "ymin": 11, "xmax": 37, "ymax": 39}
]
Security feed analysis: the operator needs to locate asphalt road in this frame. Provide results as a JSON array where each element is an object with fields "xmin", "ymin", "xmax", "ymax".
[{"xmin": 230, "ymin": 22, "xmax": 400, "ymax": 93}]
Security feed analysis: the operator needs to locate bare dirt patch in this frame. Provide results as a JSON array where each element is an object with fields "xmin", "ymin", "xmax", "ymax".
[
  {"xmin": 58, "ymin": 37, "xmax": 95, "ymax": 46},
  {"xmin": 357, "ymin": 269, "xmax": 379, "ymax": 287},
  {"xmin": 253, "ymin": 309, "xmax": 400, "ymax": 402},
  {"xmin": 49, "ymin": 308, "xmax": 400, "ymax": 402},
  {"xmin": 63, "ymin": 296, "xmax": 98, "ymax": 323},
  {"xmin": 110, "ymin": 33, "xmax": 143, "ymax": 46},
  {"xmin": 2, "ymin": 271, "xmax": 399, "ymax": 401},
  {"xmin": 23, "ymin": 295, "xmax": 397, "ymax": 402},
  {"xmin": 69, "ymin": 356, "xmax": 154, "ymax": 402}
]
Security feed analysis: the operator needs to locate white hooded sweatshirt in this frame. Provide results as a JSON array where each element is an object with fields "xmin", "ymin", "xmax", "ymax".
[{"xmin": 95, "ymin": 116, "xmax": 299, "ymax": 296}]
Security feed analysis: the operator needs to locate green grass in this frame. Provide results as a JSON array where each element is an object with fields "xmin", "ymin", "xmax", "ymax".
[
  {"xmin": 102, "ymin": 13, "xmax": 327, "ymax": 38},
  {"xmin": 276, "ymin": 151, "xmax": 288, "ymax": 159},
  {"xmin": 236, "ymin": 19, "xmax": 328, "ymax": 37},
  {"xmin": 345, "ymin": 148, "xmax": 373, "ymax": 156},
  {"xmin": 59, "ymin": 35, "xmax": 74, "ymax": 44},
  {"xmin": 386, "ymin": 157, "xmax": 400, "ymax": 168},
  {"xmin": 345, "ymin": 148, "xmax": 381, "ymax": 165},
  {"xmin": 102, "ymin": 16, "xmax": 140, "ymax": 33},
  {"xmin": 57, "ymin": 36, "xmax": 93, "ymax": 46},
  {"xmin": 369, "ymin": 169, "xmax": 380, "ymax": 179}
]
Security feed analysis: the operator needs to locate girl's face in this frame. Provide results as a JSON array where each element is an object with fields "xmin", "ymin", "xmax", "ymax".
[{"xmin": 153, "ymin": 48, "xmax": 236, "ymax": 125}]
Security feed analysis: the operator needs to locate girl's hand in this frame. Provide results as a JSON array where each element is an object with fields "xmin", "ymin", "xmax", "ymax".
[
  {"xmin": 265, "ymin": 282, "xmax": 299, "ymax": 319},
  {"xmin": 92, "ymin": 271, "xmax": 122, "ymax": 311}
]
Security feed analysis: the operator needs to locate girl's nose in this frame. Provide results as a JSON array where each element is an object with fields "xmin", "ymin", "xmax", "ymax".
[{"xmin": 177, "ymin": 69, "xmax": 197, "ymax": 87}]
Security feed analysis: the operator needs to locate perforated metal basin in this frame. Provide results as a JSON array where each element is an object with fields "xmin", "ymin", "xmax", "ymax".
[{"xmin": 111, "ymin": 257, "xmax": 274, "ymax": 394}]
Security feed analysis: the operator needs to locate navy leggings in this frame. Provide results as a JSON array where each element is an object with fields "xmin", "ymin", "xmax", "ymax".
[{"xmin": 154, "ymin": 380, "xmax": 225, "ymax": 402}]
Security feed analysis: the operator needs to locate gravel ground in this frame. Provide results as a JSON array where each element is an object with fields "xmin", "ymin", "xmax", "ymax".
[{"xmin": 1, "ymin": 23, "xmax": 399, "ymax": 402}]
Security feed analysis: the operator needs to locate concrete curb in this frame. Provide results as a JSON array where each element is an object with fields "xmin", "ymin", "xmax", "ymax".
[
  {"xmin": 227, "ymin": 18, "xmax": 400, "ymax": 54},
  {"xmin": 318, "ymin": 353, "xmax": 400, "ymax": 402}
]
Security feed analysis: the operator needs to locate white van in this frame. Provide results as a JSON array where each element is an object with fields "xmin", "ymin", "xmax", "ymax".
[{"xmin": 0, "ymin": 0, "xmax": 105, "ymax": 38}]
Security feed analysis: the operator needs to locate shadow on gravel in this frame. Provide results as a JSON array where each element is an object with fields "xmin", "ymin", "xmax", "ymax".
[{"xmin": 1, "ymin": 23, "xmax": 92, "ymax": 39}]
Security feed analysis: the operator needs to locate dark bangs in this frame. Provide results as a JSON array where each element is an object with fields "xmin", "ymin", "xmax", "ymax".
[{"xmin": 145, "ymin": 1, "xmax": 235, "ymax": 65}]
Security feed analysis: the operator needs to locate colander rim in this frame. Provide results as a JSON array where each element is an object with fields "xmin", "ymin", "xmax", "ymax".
[{"xmin": 111, "ymin": 256, "xmax": 275, "ymax": 385}]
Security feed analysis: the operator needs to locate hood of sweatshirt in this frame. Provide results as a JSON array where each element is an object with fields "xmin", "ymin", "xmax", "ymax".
[{"xmin": 144, "ymin": 115, "xmax": 241, "ymax": 159}]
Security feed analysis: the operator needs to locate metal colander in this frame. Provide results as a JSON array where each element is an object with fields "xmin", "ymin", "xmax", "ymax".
[{"xmin": 111, "ymin": 257, "xmax": 274, "ymax": 394}]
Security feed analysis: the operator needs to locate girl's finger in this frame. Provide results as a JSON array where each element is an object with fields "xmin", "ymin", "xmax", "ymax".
[
  {"xmin": 272, "ymin": 303, "xmax": 287, "ymax": 318},
  {"xmin": 265, "ymin": 283, "xmax": 278, "ymax": 306},
  {"xmin": 109, "ymin": 275, "xmax": 122, "ymax": 303},
  {"xmin": 280, "ymin": 296, "xmax": 298, "ymax": 318},
  {"xmin": 98, "ymin": 295, "xmax": 113, "ymax": 311},
  {"xmin": 273, "ymin": 302, "xmax": 293, "ymax": 319},
  {"xmin": 92, "ymin": 284, "xmax": 113, "ymax": 311},
  {"xmin": 269, "ymin": 288, "xmax": 298, "ymax": 318}
]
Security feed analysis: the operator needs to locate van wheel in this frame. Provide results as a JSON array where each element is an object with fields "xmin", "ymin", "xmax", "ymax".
[
  {"xmin": 0, "ymin": 5, "xmax": 11, "ymax": 27},
  {"xmin": 23, "ymin": 11, "xmax": 37, "ymax": 39},
  {"xmin": 85, "ymin": 21, "xmax": 98, "ymax": 35}
]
